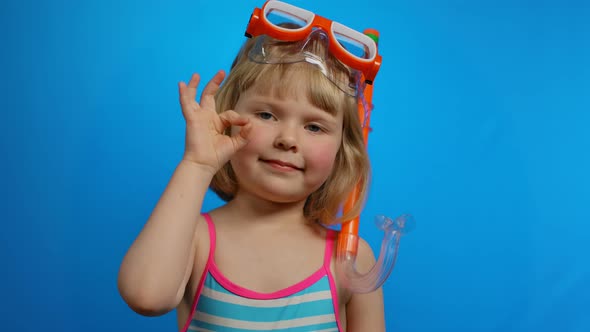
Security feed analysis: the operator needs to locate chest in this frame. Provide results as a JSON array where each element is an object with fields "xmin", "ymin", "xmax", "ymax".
[{"xmin": 215, "ymin": 233, "xmax": 326, "ymax": 293}]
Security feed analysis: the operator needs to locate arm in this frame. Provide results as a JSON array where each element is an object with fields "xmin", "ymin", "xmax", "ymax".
[
  {"xmin": 117, "ymin": 161, "xmax": 212, "ymax": 316},
  {"xmin": 345, "ymin": 238, "xmax": 386, "ymax": 331},
  {"xmin": 117, "ymin": 71, "xmax": 251, "ymax": 316}
]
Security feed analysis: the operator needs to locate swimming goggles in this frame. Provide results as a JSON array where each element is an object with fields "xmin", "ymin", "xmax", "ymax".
[{"xmin": 244, "ymin": 0, "xmax": 382, "ymax": 86}]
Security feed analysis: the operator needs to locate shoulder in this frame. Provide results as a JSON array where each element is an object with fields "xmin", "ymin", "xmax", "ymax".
[
  {"xmin": 355, "ymin": 237, "xmax": 377, "ymax": 272},
  {"xmin": 185, "ymin": 213, "xmax": 212, "ymax": 293},
  {"xmin": 329, "ymin": 230, "xmax": 377, "ymax": 274},
  {"xmin": 329, "ymin": 231, "xmax": 377, "ymax": 299},
  {"xmin": 194, "ymin": 213, "xmax": 212, "ymax": 246},
  {"xmin": 344, "ymin": 236, "xmax": 386, "ymax": 331}
]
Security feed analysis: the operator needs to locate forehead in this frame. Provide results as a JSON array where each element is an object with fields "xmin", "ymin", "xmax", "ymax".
[
  {"xmin": 247, "ymin": 63, "xmax": 348, "ymax": 116},
  {"xmin": 249, "ymin": 65, "xmax": 312, "ymax": 95}
]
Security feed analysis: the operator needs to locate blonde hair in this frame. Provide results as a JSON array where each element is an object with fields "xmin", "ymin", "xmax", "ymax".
[{"xmin": 210, "ymin": 35, "xmax": 370, "ymax": 225}]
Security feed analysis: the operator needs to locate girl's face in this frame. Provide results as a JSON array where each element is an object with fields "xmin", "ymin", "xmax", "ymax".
[{"xmin": 230, "ymin": 84, "xmax": 344, "ymax": 204}]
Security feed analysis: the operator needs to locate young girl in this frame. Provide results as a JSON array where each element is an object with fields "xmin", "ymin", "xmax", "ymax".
[{"xmin": 118, "ymin": 1, "xmax": 385, "ymax": 330}]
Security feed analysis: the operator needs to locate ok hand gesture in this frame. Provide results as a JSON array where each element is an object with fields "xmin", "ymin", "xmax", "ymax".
[{"xmin": 178, "ymin": 70, "xmax": 251, "ymax": 175}]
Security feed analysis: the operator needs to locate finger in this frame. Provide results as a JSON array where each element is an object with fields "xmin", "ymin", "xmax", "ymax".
[
  {"xmin": 178, "ymin": 81, "xmax": 188, "ymax": 105},
  {"xmin": 229, "ymin": 121, "xmax": 252, "ymax": 152},
  {"xmin": 218, "ymin": 110, "xmax": 249, "ymax": 132},
  {"xmin": 200, "ymin": 70, "xmax": 226, "ymax": 109},
  {"xmin": 187, "ymin": 73, "xmax": 201, "ymax": 90},
  {"xmin": 178, "ymin": 73, "xmax": 200, "ymax": 105},
  {"xmin": 221, "ymin": 114, "xmax": 251, "ymax": 151},
  {"xmin": 237, "ymin": 122, "xmax": 252, "ymax": 142}
]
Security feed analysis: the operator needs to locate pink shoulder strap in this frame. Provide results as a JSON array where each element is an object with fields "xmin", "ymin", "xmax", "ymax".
[
  {"xmin": 202, "ymin": 213, "xmax": 216, "ymax": 263},
  {"xmin": 180, "ymin": 213, "xmax": 217, "ymax": 332},
  {"xmin": 323, "ymin": 229, "xmax": 336, "ymax": 268},
  {"xmin": 323, "ymin": 228, "xmax": 343, "ymax": 331}
]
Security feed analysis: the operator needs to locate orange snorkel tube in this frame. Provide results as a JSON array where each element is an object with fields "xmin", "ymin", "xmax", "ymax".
[{"xmin": 336, "ymin": 29, "xmax": 414, "ymax": 293}]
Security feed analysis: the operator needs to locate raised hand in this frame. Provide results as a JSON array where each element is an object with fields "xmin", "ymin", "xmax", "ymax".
[{"xmin": 178, "ymin": 70, "xmax": 251, "ymax": 175}]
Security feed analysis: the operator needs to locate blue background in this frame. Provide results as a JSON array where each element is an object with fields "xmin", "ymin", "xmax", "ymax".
[{"xmin": 2, "ymin": 0, "xmax": 589, "ymax": 331}]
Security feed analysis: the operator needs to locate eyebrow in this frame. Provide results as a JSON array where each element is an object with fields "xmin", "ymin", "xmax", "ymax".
[
  {"xmin": 246, "ymin": 96, "xmax": 340, "ymax": 124},
  {"xmin": 250, "ymin": 81, "xmax": 342, "ymax": 116}
]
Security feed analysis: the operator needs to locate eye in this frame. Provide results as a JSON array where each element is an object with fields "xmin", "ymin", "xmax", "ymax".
[
  {"xmin": 305, "ymin": 124, "xmax": 323, "ymax": 133},
  {"xmin": 256, "ymin": 112, "xmax": 275, "ymax": 120}
]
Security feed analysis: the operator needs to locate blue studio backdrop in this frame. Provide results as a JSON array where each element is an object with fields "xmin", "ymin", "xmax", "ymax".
[{"xmin": 2, "ymin": 0, "xmax": 589, "ymax": 331}]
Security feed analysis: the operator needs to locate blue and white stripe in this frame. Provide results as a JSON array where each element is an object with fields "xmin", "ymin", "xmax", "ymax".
[{"xmin": 189, "ymin": 274, "xmax": 339, "ymax": 332}]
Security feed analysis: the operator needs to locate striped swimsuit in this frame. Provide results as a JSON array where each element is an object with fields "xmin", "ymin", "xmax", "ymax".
[{"xmin": 181, "ymin": 214, "xmax": 342, "ymax": 332}]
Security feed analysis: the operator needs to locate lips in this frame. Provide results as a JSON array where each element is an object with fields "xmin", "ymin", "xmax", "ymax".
[{"xmin": 262, "ymin": 159, "xmax": 303, "ymax": 171}]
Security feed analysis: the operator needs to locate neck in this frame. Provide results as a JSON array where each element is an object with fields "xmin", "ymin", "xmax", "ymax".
[{"xmin": 225, "ymin": 189, "xmax": 309, "ymax": 229}]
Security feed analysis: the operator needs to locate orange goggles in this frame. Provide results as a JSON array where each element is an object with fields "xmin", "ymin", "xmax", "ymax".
[{"xmin": 245, "ymin": 0, "xmax": 382, "ymax": 85}]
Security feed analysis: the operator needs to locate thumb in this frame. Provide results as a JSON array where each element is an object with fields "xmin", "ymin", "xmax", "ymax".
[
  {"xmin": 218, "ymin": 110, "xmax": 251, "ymax": 150},
  {"xmin": 231, "ymin": 121, "xmax": 252, "ymax": 149}
]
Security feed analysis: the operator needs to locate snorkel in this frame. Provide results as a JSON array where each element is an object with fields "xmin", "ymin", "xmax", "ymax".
[
  {"xmin": 336, "ymin": 30, "xmax": 415, "ymax": 293},
  {"xmin": 245, "ymin": 0, "xmax": 414, "ymax": 293}
]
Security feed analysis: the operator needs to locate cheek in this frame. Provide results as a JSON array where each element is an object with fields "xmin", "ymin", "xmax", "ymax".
[
  {"xmin": 232, "ymin": 122, "xmax": 268, "ymax": 150},
  {"xmin": 307, "ymin": 141, "xmax": 340, "ymax": 171}
]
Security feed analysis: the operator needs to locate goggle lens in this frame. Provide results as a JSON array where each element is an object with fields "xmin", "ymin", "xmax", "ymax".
[
  {"xmin": 266, "ymin": 8, "xmax": 308, "ymax": 28},
  {"xmin": 334, "ymin": 32, "xmax": 371, "ymax": 59}
]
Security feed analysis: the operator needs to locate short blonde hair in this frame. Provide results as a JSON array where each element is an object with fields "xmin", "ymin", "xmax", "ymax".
[{"xmin": 210, "ymin": 35, "xmax": 370, "ymax": 225}]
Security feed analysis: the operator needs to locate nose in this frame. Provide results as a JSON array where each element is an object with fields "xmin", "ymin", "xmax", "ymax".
[{"xmin": 273, "ymin": 127, "xmax": 298, "ymax": 152}]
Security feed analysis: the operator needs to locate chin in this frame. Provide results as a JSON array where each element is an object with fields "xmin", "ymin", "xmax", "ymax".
[{"xmin": 251, "ymin": 185, "xmax": 310, "ymax": 204}]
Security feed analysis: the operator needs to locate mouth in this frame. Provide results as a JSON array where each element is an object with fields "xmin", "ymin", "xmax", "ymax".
[{"xmin": 261, "ymin": 159, "xmax": 303, "ymax": 171}]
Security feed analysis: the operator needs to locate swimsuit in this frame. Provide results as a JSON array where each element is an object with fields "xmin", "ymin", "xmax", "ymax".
[{"xmin": 181, "ymin": 213, "xmax": 342, "ymax": 332}]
